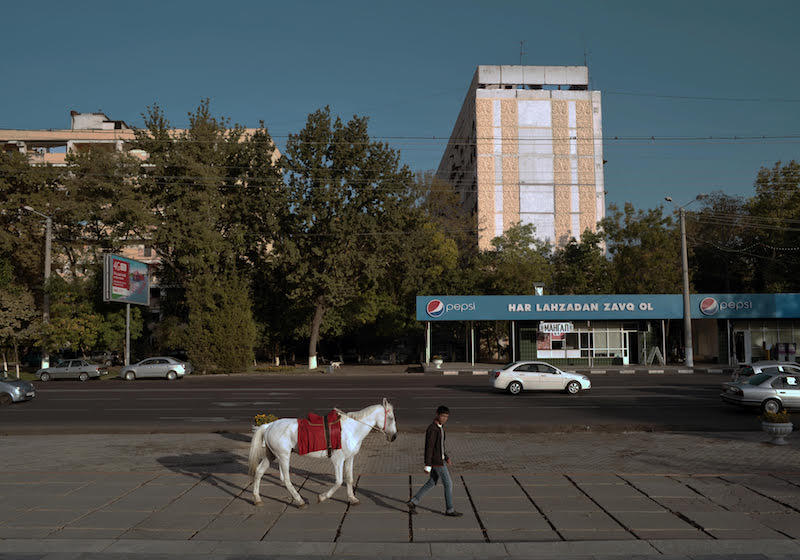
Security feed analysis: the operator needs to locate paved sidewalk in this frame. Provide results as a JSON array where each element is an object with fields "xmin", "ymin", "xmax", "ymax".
[{"xmin": 1, "ymin": 430, "xmax": 800, "ymax": 558}]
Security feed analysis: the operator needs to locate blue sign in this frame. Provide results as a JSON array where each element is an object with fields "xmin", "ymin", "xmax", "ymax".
[{"xmin": 416, "ymin": 294, "xmax": 800, "ymax": 321}]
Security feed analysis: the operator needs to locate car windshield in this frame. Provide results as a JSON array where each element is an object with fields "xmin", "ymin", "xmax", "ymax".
[
  {"xmin": 501, "ymin": 362, "xmax": 517, "ymax": 370},
  {"xmin": 747, "ymin": 373, "xmax": 774, "ymax": 386}
]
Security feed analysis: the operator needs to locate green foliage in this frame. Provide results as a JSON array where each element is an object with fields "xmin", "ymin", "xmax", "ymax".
[
  {"xmin": 479, "ymin": 223, "xmax": 552, "ymax": 295},
  {"xmin": 44, "ymin": 276, "xmax": 101, "ymax": 354},
  {"xmin": 601, "ymin": 203, "xmax": 682, "ymax": 294},
  {"xmin": 0, "ymin": 283, "xmax": 40, "ymax": 357},
  {"xmin": 551, "ymin": 230, "xmax": 612, "ymax": 294},
  {"xmin": 185, "ymin": 270, "xmax": 257, "ymax": 373}
]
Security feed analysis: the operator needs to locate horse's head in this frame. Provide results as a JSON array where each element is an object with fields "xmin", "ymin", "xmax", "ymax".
[{"xmin": 381, "ymin": 397, "xmax": 397, "ymax": 442}]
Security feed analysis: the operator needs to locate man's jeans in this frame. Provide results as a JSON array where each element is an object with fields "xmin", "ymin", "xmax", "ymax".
[{"xmin": 410, "ymin": 466, "xmax": 454, "ymax": 512}]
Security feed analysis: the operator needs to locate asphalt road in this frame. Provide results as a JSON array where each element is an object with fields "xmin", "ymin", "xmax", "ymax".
[{"xmin": 0, "ymin": 372, "xmax": 760, "ymax": 435}]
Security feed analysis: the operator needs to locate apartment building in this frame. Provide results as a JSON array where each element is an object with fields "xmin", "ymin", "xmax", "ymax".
[{"xmin": 436, "ymin": 65, "xmax": 605, "ymax": 249}]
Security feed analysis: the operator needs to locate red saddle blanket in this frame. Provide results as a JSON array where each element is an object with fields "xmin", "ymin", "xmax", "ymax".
[{"xmin": 296, "ymin": 411, "xmax": 342, "ymax": 456}]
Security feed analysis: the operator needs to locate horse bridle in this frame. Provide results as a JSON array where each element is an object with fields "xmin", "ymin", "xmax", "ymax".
[{"xmin": 334, "ymin": 405, "xmax": 391, "ymax": 434}]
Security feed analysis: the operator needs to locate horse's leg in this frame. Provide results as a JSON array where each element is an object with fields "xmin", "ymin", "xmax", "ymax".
[
  {"xmin": 345, "ymin": 455, "xmax": 359, "ymax": 505},
  {"xmin": 252, "ymin": 457, "xmax": 270, "ymax": 506},
  {"xmin": 318, "ymin": 454, "xmax": 344, "ymax": 503},
  {"xmin": 278, "ymin": 455, "xmax": 305, "ymax": 507}
]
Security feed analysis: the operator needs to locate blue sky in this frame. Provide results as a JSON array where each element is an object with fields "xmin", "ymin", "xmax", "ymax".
[{"xmin": 3, "ymin": 0, "xmax": 799, "ymax": 210}]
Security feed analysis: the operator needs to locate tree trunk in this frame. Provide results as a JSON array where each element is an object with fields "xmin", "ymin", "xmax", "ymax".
[
  {"xmin": 14, "ymin": 343, "xmax": 19, "ymax": 379},
  {"xmin": 308, "ymin": 298, "xmax": 325, "ymax": 369}
]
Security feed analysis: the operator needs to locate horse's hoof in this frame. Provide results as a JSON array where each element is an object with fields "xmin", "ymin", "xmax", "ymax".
[
  {"xmin": 317, "ymin": 494, "xmax": 326, "ymax": 503},
  {"xmin": 349, "ymin": 498, "xmax": 360, "ymax": 506},
  {"xmin": 254, "ymin": 500, "xmax": 263, "ymax": 507},
  {"xmin": 296, "ymin": 501, "xmax": 307, "ymax": 509}
]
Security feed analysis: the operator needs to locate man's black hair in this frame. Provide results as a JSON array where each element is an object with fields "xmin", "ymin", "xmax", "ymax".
[{"xmin": 436, "ymin": 405, "xmax": 450, "ymax": 415}]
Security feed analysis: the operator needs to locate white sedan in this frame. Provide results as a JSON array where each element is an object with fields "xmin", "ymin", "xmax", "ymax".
[{"xmin": 491, "ymin": 361, "xmax": 591, "ymax": 395}]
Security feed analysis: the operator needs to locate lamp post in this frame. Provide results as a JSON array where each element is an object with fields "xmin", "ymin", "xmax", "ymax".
[
  {"xmin": 664, "ymin": 194, "xmax": 707, "ymax": 368},
  {"xmin": 22, "ymin": 205, "xmax": 52, "ymax": 369}
]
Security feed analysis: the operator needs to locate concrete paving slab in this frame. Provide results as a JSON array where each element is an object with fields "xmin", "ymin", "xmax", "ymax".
[
  {"xmin": 134, "ymin": 512, "xmax": 216, "ymax": 531},
  {"xmin": 429, "ymin": 542, "xmax": 506, "ymax": 556},
  {"xmin": 546, "ymin": 511, "xmax": 626, "ymax": 532},
  {"xmin": 1, "ymin": 509, "xmax": 85, "ymax": 528},
  {"xmin": 159, "ymin": 497, "xmax": 233, "ymax": 515},
  {"xmin": 656, "ymin": 496, "xmax": 727, "ymax": 513},
  {"xmin": 478, "ymin": 512, "xmax": 551, "ymax": 531},
  {"xmin": 351, "ymin": 499, "xmax": 407, "ymax": 514},
  {"xmin": 145, "ymin": 474, "xmax": 202, "ymax": 486},
  {"xmin": 27, "ymin": 494, "xmax": 116, "ymax": 511},
  {"xmin": 0, "ymin": 526, "xmax": 56, "ymax": 538},
  {"xmin": 649, "ymin": 538, "xmax": 800, "ymax": 556},
  {"xmin": 268, "ymin": 512, "xmax": 342, "ymax": 531},
  {"xmin": 462, "ymin": 474, "xmax": 518, "ymax": 485},
  {"xmin": 530, "ymin": 495, "xmax": 600, "ymax": 512},
  {"xmin": 513, "ymin": 474, "xmax": 571, "ymax": 486},
  {"xmin": 178, "ymin": 483, "xmax": 243, "ymax": 501},
  {"xmin": 708, "ymin": 526, "xmax": 787, "ymax": 539},
  {"xmin": 336, "ymin": 526, "xmax": 411, "ymax": 542},
  {"xmin": 630, "ymin": 529, "xmax": 708, "ymax": 540},
  {"xmin": 191, "ymin": 514, "xmax": 275, "ymax": 541},
  {"xmin": 357, "ymin": 474, "xmax": 410, "ymax": 486},
  {"xmin": 485, "ymin": 528, "xmax": 560, "ymax": 542},
  {"xmin": 464, "ymin": 485, "xmax": 526, "ymax": 497},
  {"xmin": 578, "ymin": 484, "xmax": 645, "ymax": 499},
  {"xmin": 0, "ymin": 482, "xmax": 86, "ymax": 498},
  {"xmin": 412, "ymin": 511, "xmax": 481, "ymax": 530},
  {"xmin": 118, "ymin": 528, "xmax": 201, "ymax": 540},
  {"xmin": 46, "ymin": 527, "xmax": 127, "ymax": 540},
  {"xmin": 612, "ymin": 512, "xmax": 697, "ymax": 531},
  {"xmin": 209, "ymin": 540, "xmax": 335, "ymax": 555},
  {"xmin": 689, "ymin": 484, "xmax": 790, "ymax": 513},
  {"xmin": 505, "ymin": 539, "xmax": 656, "ymax": 556},
  {"xmin": 520, "ymin": 484, "xmax": 585, "ymax": 498},
  {"xmin": 749, "ymin": 512, "xmax": 800, "ymax": 538},
  {"xmin": 469, "ymin": 496, "xmax": 536, "ymax": 512},
  {"xmin": 104, "ymin": 490, "xmax": 189, "ymax": 512},
  {"xmin": 262, "ymin": 527, "xmax": 338, "ymax": 541},
  {"xmin": 621, "ymin": 476, "xmax": 700, "ymax": 498},
  {"xmin": 65, "ymin": 510, "xmax": 153, "ymax": 529},
  {"xmin": 568, "ymin": 474, "xmax": 625, "ymax": 485},
  {"xmin": 682, "ymin": 510, "xmax": 774, "ymax": 531},
  {"xmin": 412, "ymin": 529, "xmax": 485, "ymax": 542},
  {"xmin": 591, "ymin": 497, "xmax": 666, "ymax": 512}
]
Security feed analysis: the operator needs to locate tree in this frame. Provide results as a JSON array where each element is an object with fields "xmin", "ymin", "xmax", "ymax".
[
  {"xmin": 279, "ymin": 107, "xmax": 417, "ymax": 367},
  {"xmin": 601, "ymin": 203, "xmax": 682, "ymax": 294},
  {"xmin": 478, "ymin": 223, "xmax": 552, "ymax": 295},
  {"xmin": 551, "ymin": 230, "xmax": 612, "ymax": 294},
  {"xmin": 0, "ymin": 276, "xmax": 40, "ymax": 377}
]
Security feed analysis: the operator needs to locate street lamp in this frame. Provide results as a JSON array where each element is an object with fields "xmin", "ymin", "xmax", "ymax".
[
  {"xmin": 22, "ymin": 205, "xmax": 52, "ymax": 369},
  {"xmin": 664, "ymin": 194, "xmax": 707, "ymax": 368}
]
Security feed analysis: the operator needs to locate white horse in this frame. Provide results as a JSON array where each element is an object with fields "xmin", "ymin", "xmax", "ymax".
[{"xmin": 248, "ymin": 398, "xmax": 397, "ymax": 507}]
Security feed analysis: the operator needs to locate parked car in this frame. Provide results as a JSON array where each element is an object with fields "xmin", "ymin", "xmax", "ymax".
[
  {"xmin": 721, "ymin": 371, "xmax": 800, "ymax": 413},
  {"xmin": 730, "ymin": 361, "xmax": 800, "ymax": 382},
  {"xmin": 0, "ymin": 373, "xmax": 35, "ymax": 405},
  {"xmin": 36, "ymin": 359, "xmax": 106, "ymax": 382},
  {"xmin": 91, "ymin": 350, "xmax": 122, "ymax": 366},
  {"xmin": 490, "ymin": 360, "xmax": 591, "ymax": 395},
  {"xmin": 120, "ymin": 357, "xmax": 192, "ymax": 381}
]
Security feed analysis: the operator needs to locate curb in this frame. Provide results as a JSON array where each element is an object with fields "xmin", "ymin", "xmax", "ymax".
[{"xmin": 1, "ymin": 538, "xmax": 799, "ymax": 558}]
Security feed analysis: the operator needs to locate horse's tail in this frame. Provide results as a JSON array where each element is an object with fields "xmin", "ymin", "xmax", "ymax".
[{"xmin": 248, "ymin": 423, "xmax": 274, "ymax": 476}]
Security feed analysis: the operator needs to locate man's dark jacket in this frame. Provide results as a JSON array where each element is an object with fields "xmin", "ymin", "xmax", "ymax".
[{"xmin": 424, "ymin": 421, "xmax": 448, "ymax": 467}]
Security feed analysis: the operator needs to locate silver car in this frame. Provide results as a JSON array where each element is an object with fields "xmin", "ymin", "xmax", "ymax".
[
  {"xmin": 36, "ymin": 359, "xmax": 106, "ymax": 382},
  {"xmin": 120, "ymin": 357, "xmax": 191, "ymax": 381},
  {"xmin": 721, "ymin": 372, "xmax": 800, "ymax": 413},
  {"xmin": 0, "ymin": 373, "xmax": 35, "ymax": 405},
  {"xmin": 730, "ymin": 361, "xmax": 800, "ymax": 382},
  {"xmin": 491, "ymin": 360, "xmax": 591, "ymax": 395}
]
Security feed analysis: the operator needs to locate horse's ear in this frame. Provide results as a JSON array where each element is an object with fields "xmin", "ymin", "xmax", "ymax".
[{"xmin": 382, "ymin": 397, "xmax": 388, "ymax": 407}]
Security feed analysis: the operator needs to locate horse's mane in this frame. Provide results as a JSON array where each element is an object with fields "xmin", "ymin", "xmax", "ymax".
[{"xmin": 346, "ymin": 403, "xmax": 389, "ymax": 421}]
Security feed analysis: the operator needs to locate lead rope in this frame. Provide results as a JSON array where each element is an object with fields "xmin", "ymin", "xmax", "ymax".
[{"xmin": 334, "ymin": 406, "xmax": 387, "ymax": 434}]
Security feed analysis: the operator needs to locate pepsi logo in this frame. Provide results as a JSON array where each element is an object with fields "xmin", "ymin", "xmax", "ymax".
[
  {"xmin": 426, "ymin": 299, "xmax": 444, "ymax": 318},
  {"xmin": 699, "ymin": 297, "xmax": 718, "ymax": 316}
]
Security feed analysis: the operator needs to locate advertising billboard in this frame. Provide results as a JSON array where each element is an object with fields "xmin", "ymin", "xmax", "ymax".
[{"xmin": 103, "ymin": 254, "xmax": 150, "ymax": 306}]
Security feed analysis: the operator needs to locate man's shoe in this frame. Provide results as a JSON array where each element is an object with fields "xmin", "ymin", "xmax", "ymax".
[
  {"xmin": 406, "ymin": 501, "xmax": 418, "ymax": 514},
  {"xmin": 445, "ymin": 510, "xmax": 463, "ymax": 517}
]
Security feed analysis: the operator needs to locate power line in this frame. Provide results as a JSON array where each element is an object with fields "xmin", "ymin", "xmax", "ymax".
[{"xmin": 605, "ymin": 91, "xmax": 800, "ymax": 103}]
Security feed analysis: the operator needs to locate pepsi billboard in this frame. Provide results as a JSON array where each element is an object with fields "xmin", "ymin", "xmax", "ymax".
[{"xmin": 416, "ymin": 294, "xmax": 800, "ymax": 321}]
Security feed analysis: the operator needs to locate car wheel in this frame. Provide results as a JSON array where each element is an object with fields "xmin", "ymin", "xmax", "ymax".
[
  {"xmin": 166, "ymin": 370, "xmax": 177, "ymax": 381},
  {"xmin": 78, "ymin": 372, "xmax": 89, "ymax": 382},
  {"xmin": 39, "ymin": 372, "xmax": 50, "ymax": 382},
  {"xmin": 762, "ymin": 398, "xmax": 783, "ymax": 414},
  {"xmin": 566, "ymin": 381, "xmax": 581, "ymax": 395},
  {"xmin": 104, "ymin": 360, "xmax": 112, "ymax": 366},
  {"xmin": 507, "ymin": 381, "xmax": 523, "ymax": 395},
  {"xmin": 0, "ymin": 393, "xmax": 12, "ymax": 406},
  {"xmin": 124, "ymin": 371, "xmax": 135, "ymax": 381}
]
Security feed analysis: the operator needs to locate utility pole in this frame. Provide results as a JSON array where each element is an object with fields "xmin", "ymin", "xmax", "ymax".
[
  {"xmin": 23, "ymin": 206, "xmax": 52, "ymax": 369},
  {"xmin": 679, "ymin": 207, "xmax": 693, "ymax": 367},
  {"xmin": 519, "ymin": 41, "xmax": 526, "ymax": 65}
]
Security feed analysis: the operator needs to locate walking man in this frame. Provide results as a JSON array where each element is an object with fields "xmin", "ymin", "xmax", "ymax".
[{"xmin": 407, "ymin": 405, "xmax": 463, "ymax": 516}]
